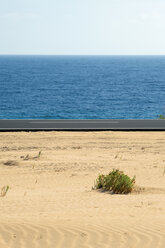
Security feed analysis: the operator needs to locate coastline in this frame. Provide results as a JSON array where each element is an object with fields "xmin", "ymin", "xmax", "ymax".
[{"xmin": 0, "ymin": 131, "xmax": 165, "ymax": 247}]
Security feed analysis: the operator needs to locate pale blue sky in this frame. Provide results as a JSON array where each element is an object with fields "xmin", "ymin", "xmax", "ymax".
[{"xmin": 0, "ymin": 0, "xmax": 165, "ymax": 55}]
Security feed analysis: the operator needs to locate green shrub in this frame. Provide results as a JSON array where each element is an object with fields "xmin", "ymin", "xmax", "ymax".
[
  {"xmin": 158, "ymin": 115, "xmax": 165, "ymax": 119},
  {"xmin": 94, "ymin": 169, "xmax": 135, "ymax": 194},
  {"xmin": 1, "ymin": 185, "xmax": 9, "ymax": 197}
]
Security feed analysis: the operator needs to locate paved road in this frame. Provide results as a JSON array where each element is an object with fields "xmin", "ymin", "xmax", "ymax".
[{"xmin": 0, "ymin": 119, "xmax": 165, "ymax": 131}]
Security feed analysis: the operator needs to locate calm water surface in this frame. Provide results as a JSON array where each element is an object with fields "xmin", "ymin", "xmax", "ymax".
[{"xmin": 0, "ymin": 55, "xmax": 165, "ymax": 119}]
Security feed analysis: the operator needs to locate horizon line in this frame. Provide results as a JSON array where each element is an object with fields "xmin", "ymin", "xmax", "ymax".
[{"xmin": 1, "ymin": 54, "xmax": 165, "ymax": 56}]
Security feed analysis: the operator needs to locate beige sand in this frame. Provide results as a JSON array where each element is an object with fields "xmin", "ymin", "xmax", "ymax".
[{"xmin": 0, "ymin": 131, "xmax": 165, "ymax": 247}]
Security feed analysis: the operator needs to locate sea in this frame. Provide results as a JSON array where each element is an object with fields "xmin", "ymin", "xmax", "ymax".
[{"xmin": 0, "ymin": 55, "xmax": 165, "ymax": 119}]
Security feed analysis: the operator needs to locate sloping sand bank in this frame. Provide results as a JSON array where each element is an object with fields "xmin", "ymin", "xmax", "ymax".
[{"xmin": 0, "ymin": 131, "xmax": 165, "ymax": 247}]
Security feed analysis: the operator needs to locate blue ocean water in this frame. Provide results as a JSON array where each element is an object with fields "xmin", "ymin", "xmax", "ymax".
[{"xmin": 0, "ymin": 55, "xmax": 165, "ymax": 119}]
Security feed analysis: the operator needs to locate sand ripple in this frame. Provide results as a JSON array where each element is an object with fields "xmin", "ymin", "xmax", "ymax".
[{"xmin": 0, "ymin": 220, "xmax": 165, "ymax": 248}]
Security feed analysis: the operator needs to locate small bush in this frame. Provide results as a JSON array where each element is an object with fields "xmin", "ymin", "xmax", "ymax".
[
  {"xmin": 158, "ymin": 115, "xmax": 165, "ymax": 119},
  {"xmin": 1, "ymin": 185, "xmax": 9, "ymax": 197},
  {"xmin": 94, "ymin": 169, "xmax": 135, "ymax": 194}
]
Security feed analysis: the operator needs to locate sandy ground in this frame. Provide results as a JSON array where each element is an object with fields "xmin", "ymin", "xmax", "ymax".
[{"xmin": 0, "ymin": 131, "xmax": 165, "ymax": 248}]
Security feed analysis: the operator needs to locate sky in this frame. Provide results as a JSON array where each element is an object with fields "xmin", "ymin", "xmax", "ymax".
[{"xmin": 0, "ymin": 0, "xmax": 165, "ymax": 55}]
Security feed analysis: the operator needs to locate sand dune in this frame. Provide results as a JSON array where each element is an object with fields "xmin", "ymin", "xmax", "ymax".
[
  {"xmin": 0, "ymin": 219, "xmax": 165, "ymax": 248},
  {"xmin": 0, "ymin": 131, "xmax": 165, "ymax": 247}
]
